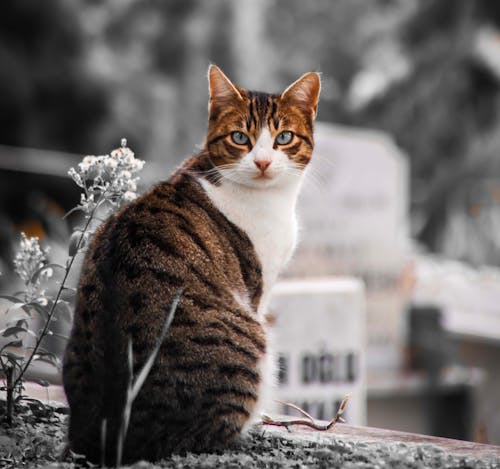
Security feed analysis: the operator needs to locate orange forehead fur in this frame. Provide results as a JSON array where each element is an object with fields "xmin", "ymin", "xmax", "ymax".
[{"xmin": 206, "ymin": 66, "xmax": 320, "ymax": 167}]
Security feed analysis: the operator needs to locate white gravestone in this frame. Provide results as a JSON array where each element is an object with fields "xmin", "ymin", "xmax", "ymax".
[
  {"xmin": 287, "ymin": 123, "xmax": 411, "ymax": 371},
  {"xmin": 269, "ymin": 278, "xmax": 366, "ymax": 426}
]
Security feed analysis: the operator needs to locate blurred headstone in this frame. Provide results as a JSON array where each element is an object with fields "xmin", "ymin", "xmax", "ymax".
[
  {"xmin": 287, "ymin": 122, "xmax": 411, "ymax": 371},
  {"xmin": 269, "ymin": 277, "xmax": 366, "ymax": 425},
  {"xmin": 413, "ymin": 254, "xmax": 500, "ymax": 342}
]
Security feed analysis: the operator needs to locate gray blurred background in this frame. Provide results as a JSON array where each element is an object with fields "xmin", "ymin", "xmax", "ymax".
[
  {"xmin": 2, "ymin": 0, "xmax": 500, "ymax": 447},
  {"xmin": 2, "ymin": 0, "xmax": 500, "ymax": 264}
]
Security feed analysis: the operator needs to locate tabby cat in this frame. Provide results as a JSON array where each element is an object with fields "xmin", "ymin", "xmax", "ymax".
[{"xmin": 62, "ymin": 65, "xmax": 320, "ymax": 464}]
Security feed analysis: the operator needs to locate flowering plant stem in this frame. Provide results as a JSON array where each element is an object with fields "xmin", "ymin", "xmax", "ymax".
[
  {"xmin": 4, "ymin": 205, "xmax": 99, "ymax": 426},
  {"xmin": 1, "ymin": 140, "xmax": 144, "ymax": 426},
  {"xmin": 5, "ymin": 367, "xmax": 14, "ymax": 426},
  {"xmin": 11, "ymin": 207, "xmax": 95, "ymax": 395}
]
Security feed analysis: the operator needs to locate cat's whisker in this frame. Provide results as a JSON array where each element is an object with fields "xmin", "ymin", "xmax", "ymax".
[
  {"xmin": 313, "ymin": 151, "xmax": 339, "ymax": 171},
  {"xmin": 188, "ymin": 169, "xmax": 219, "ymax": 179},
  {"xmin": 218, "ymin": 165, "xmax": 315, "ymax": 188},
  {"xmin": 303, "ymin": 166, "xmax": 323, "ymax": 185},
  {"xmin": 217, "ymin": 169, "xmax": 245, "ymax": 185},
  {"xmin": 198, "ymin": 163, "xmax": 243, "ymax": 183},
  {"xmin": 292, "ymin": 164, "xmax": 327, "ymax": 197},
  {"xmin": 190, "ymin": 162, "xmax": 243, "ymax": 180}
]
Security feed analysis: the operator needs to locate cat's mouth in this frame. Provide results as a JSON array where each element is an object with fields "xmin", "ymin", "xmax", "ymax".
[
  {"xmin": 253, "ymin": 173, "xmax": 274, "ymax": 181},
  {"xmin": 252, "ymin": 166, "xmax": 277, "ymax": 181}
]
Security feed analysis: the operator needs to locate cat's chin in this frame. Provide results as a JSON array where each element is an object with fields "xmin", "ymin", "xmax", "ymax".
[
  {"xmin": 237, "ymin": 174, "xmax": 298, "ymax": 190},
  {"xmin": 252, "ymin": 173, "xmax": 274, "ymax": 183}
]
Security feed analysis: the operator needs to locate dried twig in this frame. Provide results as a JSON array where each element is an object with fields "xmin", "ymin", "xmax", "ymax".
[{"xmin": 261, "ymin": 394, "xmax": 351, "ymax": 431}]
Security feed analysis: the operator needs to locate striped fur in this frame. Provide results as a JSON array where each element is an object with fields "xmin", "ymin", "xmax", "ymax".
[{"xmin": 63, "ymin": 65, "xmax": 319, "ymax": 464}]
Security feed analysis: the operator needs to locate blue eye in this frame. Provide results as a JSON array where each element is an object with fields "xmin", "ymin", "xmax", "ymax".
[
  {"xmin": 276, "ymin": 131, "xmax": 293, "ymax": 145},
  {"xmin": 231, "ymin": 131, "xmax": 249, "ymax": 145}
]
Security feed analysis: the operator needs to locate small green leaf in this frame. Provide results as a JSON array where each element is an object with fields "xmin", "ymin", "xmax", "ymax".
[
  {"xmin": 33, "ymin": 352, "xmax": 61, "ymax": 368},
  {"xmin": 25, "ymin": 302, "xmax": 50, "ymax": 319},
  {"xmin": 68, "ymin": 231, "xmax": 82, "ymax": 257},
  {"xmin": 0, "ymin": 294, "xmax": 23, "ymax": 304},
  {"xmin": 1, "ymin": 326, "xmax": 28, "ymax": 337},
  {"xmin": 31, "ymin": 378, "xmax": 50, "ymax": 387},
  {"xmin": 0, "ymin": 339, "xmax": 23, "ymax": 353},
  {"xmin": 63, "ymin": 205, "xmax": 85, "ymax": 219},
  {"xmin": 56, "ymin": 300, "xmax": 73, "ymax": 323},
  {"xmin": 0, "ymin": 295, "xmax": 26, "ymax": 310},
  {"xmin": 61, "ymin": 287, "xmax": 77, "ymax": 302},
  {"xmin": 3, "ymin": 313, "xmax": 30, "ymax": 325},
  {"xmin": 4, "ymin": 351, "xmax": 24, "ymax": 361},
  {"xmin": 15, "ymin": 318, "xmax": 28, "ymax": 329}
]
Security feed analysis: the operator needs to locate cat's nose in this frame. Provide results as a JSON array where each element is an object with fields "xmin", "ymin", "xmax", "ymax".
[{"xmin": 254, "ymin": 159, "xmax": 271, "ymax": 172}]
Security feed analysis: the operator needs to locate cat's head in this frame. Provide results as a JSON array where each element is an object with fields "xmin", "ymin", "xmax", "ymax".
[{"xmin": 205, "ymin": 65, "xmax": 320, "ymax": 188}]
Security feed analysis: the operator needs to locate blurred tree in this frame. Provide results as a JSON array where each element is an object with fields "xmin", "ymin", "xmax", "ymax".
[
  {"xmin": 4, "ymin": 0, "xmax": 500, "ymax": 264},
  {"xmin": 267, "ymin": 0, "xmax": 364, "ymax": 121},
  {"xmin": 81, "ymin": 0, "xmax": 216, "ymax": 161},
  {"xmin": 0, "ymin": 0, "xmax": 109, "ymax": 154},
  {"xmin": 349, "ymin": 0, "xmax": 500, "ymax": 253}
]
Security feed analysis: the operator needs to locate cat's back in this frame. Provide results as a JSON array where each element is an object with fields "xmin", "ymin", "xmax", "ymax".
[
  {"xmin": 77, "ymin": 168, "xmax": 263, "ymax": 321},
  {"xmin": 63, "ymin": 170, "xmax": 266, "ymax": 463}
]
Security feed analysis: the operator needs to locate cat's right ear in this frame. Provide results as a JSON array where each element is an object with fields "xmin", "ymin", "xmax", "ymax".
[{"xmin": 208, "ymin": 65, "xmax": 243, "ymax": 107}]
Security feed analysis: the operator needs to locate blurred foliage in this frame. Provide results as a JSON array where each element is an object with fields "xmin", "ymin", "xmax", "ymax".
[
  {"xmin": 0, "ymin": 0, "xmax": 109, "ymax": 154},
  {"xmin": 104, "ymin": 0, "xmax": 196, "ymax": 74},
  {"xmin": 349, "ymin": 0, "xmax": 500, "ymax": 255},
  {"xmin": 354, "ymin": 0, "xmax": 499, "ymax": 181},
  {"xmin": 2, "ymin": 0, "xmax": 500, "ymax": 262},
  {"xmin": 267, "ymin": 0, "xmax": 364, "ymax": 123}
]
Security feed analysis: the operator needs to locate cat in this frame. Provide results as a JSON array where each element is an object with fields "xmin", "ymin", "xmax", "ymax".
[{"xmin": 62, "ymin": 65, "xmax": 320, "ymax": 464}]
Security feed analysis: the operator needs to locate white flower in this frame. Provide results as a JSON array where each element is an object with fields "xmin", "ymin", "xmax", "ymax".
[
  {"xmin": 68, "ymin": 168, "xmax": 84, "ymax": 187},
  {"xmin": 83, "ymin": 155, "xmax": 97, "ymax": 165},
  {"xmin": 78, "ymin": 156, "xmax": 99, "ymax": 172},
  {"xmin": 80, "ymin": 192, "xmax": 94, "ymax": 204},
  {"xmin": 123, "ymin": 191, "xmax": 137, "ymax": 202},
  {"xmin": 129, "ymin": 161, "xmax": 142, "ymax": 171},
  {"xmin": 13, "ymin": 233, "xmax": 49, "ymax": 285},
  {"xmin": 42, "ymin": 267, "xmax": 54, "ymax": 280},
  {"xmin": 68, "ymin": 139, "xmax": 145, "ymax": 215},
  {"xmin": 104, "ymin": 158, "xmax": 118, "ymax": 169},
  {"xmin": 127, "ymin": 180, "xmax": 137, "ymax": 192}
]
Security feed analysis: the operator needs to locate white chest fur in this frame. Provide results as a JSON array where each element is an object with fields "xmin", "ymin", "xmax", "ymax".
[{"xmin": 200, "ymin": 177, "xmax": 302, "ymax": 316}]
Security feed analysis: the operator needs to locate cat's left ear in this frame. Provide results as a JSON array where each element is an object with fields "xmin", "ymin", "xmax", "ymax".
[{"xmin": 281, "ymin": 72, "xmax": 321, "ymax": 118}]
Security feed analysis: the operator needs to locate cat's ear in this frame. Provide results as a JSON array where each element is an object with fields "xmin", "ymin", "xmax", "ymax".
[
  {"xmin": 281, "ymin": 72, "xmax": 321, "ymax": 118},
  {"xmin": 208, "ymin": 65, "xmax": 243, "ymax": 104}
]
